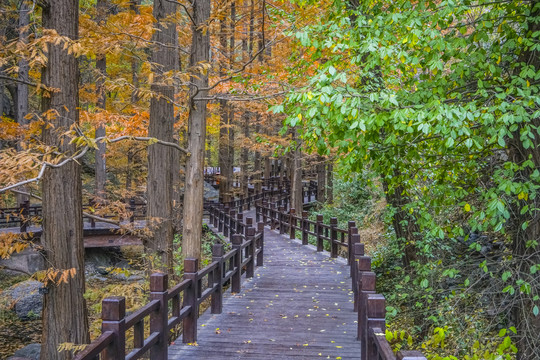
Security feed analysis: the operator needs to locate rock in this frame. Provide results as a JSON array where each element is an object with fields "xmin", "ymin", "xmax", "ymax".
[
  {"xmin": 4, "ymin": 280, "xmax": 43, "ymax": 320},
  {"xmin": 8, "ymin": 343, "xmax": 40, "ymax": 360},
  {"xmin": 204, "ymin": 181, "xmax": 219, "ymax": 201}
]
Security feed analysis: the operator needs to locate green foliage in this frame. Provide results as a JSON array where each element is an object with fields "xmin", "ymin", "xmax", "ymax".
[{"xmin": 278, "ymin": 0, "xmax": 540, "ymax": 355}]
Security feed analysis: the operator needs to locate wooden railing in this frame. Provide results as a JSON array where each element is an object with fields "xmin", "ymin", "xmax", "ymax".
[
  {"xmin": 255, "ymin": 202, "xmax": 427, "ymax": 360},
  {"xmin": 0, "ymin": 199, "xmax": 148, "ymax": 232},
  {"xmin": 74, "ymin": 212, "xmax": 264, "ymax": 360}
]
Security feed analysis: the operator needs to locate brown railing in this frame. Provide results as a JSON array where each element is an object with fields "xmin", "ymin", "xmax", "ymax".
[
  {"xmin": 255, "ymin": 203, "xmax": 427, "ymax": 360},
  {"xmin": 74, "ymin": 215, "xmax": 264, "ymax": 360},
  {"xmin": 0, "ymin": 199, "xmax": 147, "ymax": 232}
]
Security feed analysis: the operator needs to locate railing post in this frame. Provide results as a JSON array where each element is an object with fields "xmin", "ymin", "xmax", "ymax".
[
  {"xmin": 231, "ymin": 234, "xmax": 243, "ymax": 293},
  {"xmin": 255, "ymin": 203, "xmax": 260, "ymax": 223},
  {"xmin": 316, "ymin": 214, "xmax": 324, "ymax": 252},
  {"xmin": 270, "ymin": 203, "xmax": 277, "ymax": 230},
  {"xmin": 352, "ymin": 240, "xmax": 365, "ymax": 312},
  {"xmin": 150, "ymin": 273, "xmax": 168, "ymax": 359},
  {"xmin": 289, "ymin": 208, "xmax": 296, "ymax": 239},
  {"xmin": 229, "ymin": 210, "xmax": 236, "ymax": 236},
  {"xmin": 257, "ymin": 222, "xmax": 264, "ymax": 266},
  {"xmin": 330, "ymin": 217, "xmax": 338, "ymax": 258},
  {"xmin": 262, "ymin": 200, "xmax": 268, "ymax": 225},
  {"xmin": 101, "ymin": 296, "xmax": 126, "ymax": 360},
  {"xmin": 347, "ymin": 221, "xmax": 357, "ymax": 265},
  {"xmin": 211, "ymin": 244, "xmax": 224, "ymax": 314},
  {"xmin": 358, "ymin": 271, "xmax": 376, "ymax": 348},
  {"xmin": 278, "ymin": 206, "xmax": 285, "ymax": 234},
  {"xmin": 366, "ymin": 294, "xmax": 386, "ymax": 360},
  {"xmin": 183, "ymin": 259, "xmax": 199, "ymax": 344},
  {"xmin": 237, "ymin": 212, "xmax": 243, "ymax": 234},
  {"xmin": 246, "ymin": 227, "xmax": 256, "ymax": 278},
  {"xmin": 301, "ymin": 211, "xmax": 309, "ymax": 245}
]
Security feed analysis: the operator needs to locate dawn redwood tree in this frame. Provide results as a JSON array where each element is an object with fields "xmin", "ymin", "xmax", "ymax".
[
  {"xmin": 40, "ymin": 0, "xmax": 89, "ymax": 358},
  {"xmin": 146, "ymin": 0, "xmax": 177, "ymax": 270},
  {"xmin": 182, "ymin": 0, "xmax": 211, "ymax": 261},
  {"xmin": 95, "ymin": 0, "xmax": 108, "ymax": 201}
]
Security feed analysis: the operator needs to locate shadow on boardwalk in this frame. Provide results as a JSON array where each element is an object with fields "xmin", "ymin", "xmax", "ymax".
[{"xmin": 169, "ymin": 216, "xmax": 361, "ymax": 359}]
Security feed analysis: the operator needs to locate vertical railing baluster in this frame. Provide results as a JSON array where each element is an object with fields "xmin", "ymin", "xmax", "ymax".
[
  {"xmin": 257, "ymin": 222, "xmax": 264, "ymax": 266},
  {"xmin": 289, "ymin": 208, "xmax": 296, "ymax": 240},
  {"xmin": 183, "ymin": 259, "xmax": 199, "ymax": 344},
  {"xmin": 246, "ymin": 227, "xmax": 255, "ymax": 278},
  {"xmin": 366, "ymin": 294, "xmax": 386, "ymax": 359},
  {"xmin": 302, "ymin": 211, "xmax": 309, "ymax": 245},
  {"xmin": 316, "ymin": 214, "xmax": 324, "ymax": 252},
  {"xmin": 101, "ymin": 296, "xmax": 126, "ymax": 360},
  {"xmin": 278, "ymin": 206, "xmax": 285, "ymax": 234},
  {"xmin": 150, "ymin": 273, "xmax": 168, "ymax": 359},
  {"xmin": 231, "ymin": 234, "xmax": 243, "ymax": 293},
  {"xmin": 211, "ymin": 244, "xmax": 224, "ymax": 314},
  {"xmin": 330, "ymin": 217, "xmax": 338, "ymax": 258},
  {"xmin": 347, "ymin": 221, "xmax": 356, "ymax": 265}
]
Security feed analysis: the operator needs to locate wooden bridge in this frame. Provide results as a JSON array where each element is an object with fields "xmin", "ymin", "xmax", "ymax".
[
  {"xmin": 73, "ymin": 183, "xmax": 426, "ymax": 360},
  {"xmin": 0, "ymin": 176, "xmax": 317, "ymax": 249}
]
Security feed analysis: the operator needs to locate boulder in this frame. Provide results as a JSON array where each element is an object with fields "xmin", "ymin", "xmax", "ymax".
[
  {"xmin": 7, "ymin": 343, "xmax": 41, "ymax": 360},
  {"xmin": 4, "ymin": 280, "xmax": 43, "ymax": 320}
]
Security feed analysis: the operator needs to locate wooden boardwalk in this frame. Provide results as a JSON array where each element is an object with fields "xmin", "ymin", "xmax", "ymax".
[{"xmin": 169, "ymin": 214, "xmax": 361, "ymax": 359}]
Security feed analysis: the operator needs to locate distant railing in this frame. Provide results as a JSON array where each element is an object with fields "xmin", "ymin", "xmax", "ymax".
[
  {"xmin": 74, "ymin": 214, "xmax": 265, "ymax": 360},
  {"xmin": 255, "ymin": 203, "xmax": 427, "ymax": 360},
  {"xmin": 0, "ymin": 199, "xmax": 147, "ymax": 232}
]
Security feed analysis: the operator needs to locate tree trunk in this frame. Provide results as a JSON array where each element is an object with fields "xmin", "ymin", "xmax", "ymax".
[
  {"xmin": 218, "ymin": 100, "xmax": 231, "ymax": 202},
  {"xmin": 317, "ymin": 156, "xmax": 326, "ymax": 202},
  {"xmin": 254, "ymin": 121, "xmax": 262, "ymax": 193},
  {"xmin": 291, "ymin": 139, "xmax": 303, "ymax": 213},
  {"xmin": 146, "ymin": 0, "xmax": 177, "ymax": 270},
  {"xmin": 326, "ymin": 160, "xmax": 334, "ymax": 203},
  {"xmin": 241, "ymin": 112, "xmax": 249, "ymax": 198},
  {"xmin": 95, "ymin": 0, "xmax": 107, "ymax": 201},
  {"xmin": 40, "ymin": 1, "xmax": 89, "ymax": 359},
  {"xmin": 16, "ymin": 0, "xmax": 30, "ymax": 206},
  {"xmin": 182, "ymin": 0, "xmax": 211, "ymax": 261},
  {"xmin": 382, "ymin": 176, "xmax": 419, "ymax": 268}
]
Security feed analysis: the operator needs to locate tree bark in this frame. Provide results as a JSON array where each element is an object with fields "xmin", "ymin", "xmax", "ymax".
[
  {"xmin": 40, "ymin": 1, "xmax": 89, "ymax": 359},
  {"xmin": 146, "ymin": 0, "xmax": 177, "ymax": 270},
  {"xmin": 326, "ymin": 160, "xmax": 334, "ymax": 204},
  {"xmin": 317, "ymin": 156, "xmax": 326, "ymax": 202},
  {"xmin": 241, "ymin": 112, "xmax": 249, "ymax": 197},
  {"xmin": 16, "ymin": 0, "xmax": 30, "ymax": 206},
  {"xmin": 95, "ymin": 0, "xmax": 107, "ymax": 201},
  {"xmin": 182, "ymin": 0, "xmax": 211, "ymax": 261},
  {"xmin": 291, "ymin": 136, "xmax": 303, "ymax": 213}
]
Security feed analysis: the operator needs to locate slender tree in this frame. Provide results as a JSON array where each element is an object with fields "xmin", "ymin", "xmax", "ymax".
[
  {"xmin": 182, "ymin": 0, "xmax": 211, "ymax": 261},
  {"xmin": 146, "ymin": 0, "xmax": 177, "ymax": 270}
]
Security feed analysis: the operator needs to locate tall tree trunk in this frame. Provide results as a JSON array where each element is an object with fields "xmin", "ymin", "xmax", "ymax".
[
  {"xmin": 16, "ymin": 0, "xmax": 30, "ymax": 206},
  {"xmin": 146, "ymin": 0, "xmax": 177, "ymax": 270},
  {"xmin": 218, "ymin": 100, "xmax": 231, "ymax": 202},
  {"xmin": 326, "ymin": 160, "xmax": 334, "ymax": 203},
  {"xmin": 382, "ymin": 175, "xmax": 419, "ymax": 268},
  {"xmin": 254, "ymin": 121, "xmax": 262, "ymax": 193},
  {"xmin": 316, "ymin": 156, "xmax": 326, "ymax": 202},
  {"xmin": 40, "ymin": 1, "xmax": 89, "ymax": 359},
  {"xmin": 291, "ymin": 136, "xmax": 303, "ymax": 213},
  {"xmin": 228, "ymin": 1, "xmax": 236, "ymax": 196},
  {"xmin": 241, "ymin": 112, "xmax": 249, "ymax": 198},
  {"xmin": 182, "ymin": 0, "xmax": 211, "ymax": 261},
  {"xmin": 95, "ymin": 0, "xmax": 107, "ymax": 201}
]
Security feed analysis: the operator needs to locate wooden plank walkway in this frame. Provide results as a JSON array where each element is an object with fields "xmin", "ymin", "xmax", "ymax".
[{"xmin": 169, "ymin": 213, "xmax": 361, "ymax": 359}]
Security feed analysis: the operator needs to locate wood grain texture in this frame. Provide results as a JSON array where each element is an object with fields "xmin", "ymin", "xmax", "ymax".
[{"xmin": 169, "ymin": 210, "xmax": 361, "ymax": 359}]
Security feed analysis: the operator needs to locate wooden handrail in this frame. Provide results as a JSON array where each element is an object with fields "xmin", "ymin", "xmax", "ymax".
[
  {"xmin": 254, "ymin": 194, "xmax": 427, "ymax": 360},
  {"xmin": 74, "ymin": 194, "xmax": 266, "ymax": 360}
]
